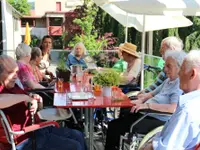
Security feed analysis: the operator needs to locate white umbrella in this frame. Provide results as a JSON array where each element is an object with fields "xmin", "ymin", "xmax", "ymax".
[
  {"xmin": 99, "ymin": 3, "xmax": 193, "ymax": 32},
  {"xmin": 97, "ymin": 0, "xmax": 200, "ymax": 16},
  {"xmin": 94, "ymin": 0, "xmax": 193, "ymax": 89}
]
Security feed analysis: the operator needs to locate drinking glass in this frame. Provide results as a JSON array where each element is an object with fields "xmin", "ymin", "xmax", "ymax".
[{"xmin": 57, "ymin": 78, "xmax": 64, "ymax": 92}]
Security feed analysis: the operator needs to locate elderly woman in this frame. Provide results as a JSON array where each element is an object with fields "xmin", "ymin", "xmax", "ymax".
[
  {"xmin": 105, "ymin": 50, "xmax": 186, "ymax": 150},
  {"xmin": 119, "ymin": 42, "xmax": 141, "ymax": 85},
  {"xmin": 66, "ymin": 42, "xmax": 87, "ymax": 69},
  {"xmin": 39, "ymin": 35, "xmax": 55, "ymax": 79},
  {"xmin": 16, "ymin": 43, "xmax": 45, "ymax": 89},
  {"xmin": 0, "ymin": 55, "xmax": 86, "ymax": 150},
  {"xmin": 30, "ymin": 47, "xmax": 49, "ymax": 83},
  {"xmin": 111, "ymin": 50, "xmax": 128, "ymax": 73}
]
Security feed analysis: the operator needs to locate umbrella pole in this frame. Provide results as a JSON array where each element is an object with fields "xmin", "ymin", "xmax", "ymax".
[
  {"xmin": 125, "ymin": 13, "xmax": 128, "ymax": 42},
  {"xmin": 140, "ymin": 15, "xmax": 146, "ymax": 90}
]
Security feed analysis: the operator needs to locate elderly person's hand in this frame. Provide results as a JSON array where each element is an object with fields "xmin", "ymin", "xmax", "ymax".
[
  {"xmin": 131, "ymin": 103, "xmax": 149, "ymax": 113},
  {"xmin": 137, "ymin": 93, "xmax": 152, "ymax": 102},
  {"xmin": 25, "ymin": 96, "xmax": 38, "ymax": 114},
  {"xmin": 137, "ymin": 90, "xmax": 145, "ymax": 96},
  {"xmin": 29, "ymin": 99, "xmax": 38, "ymax": 114},
  {"xmin": 29, "ymin": 93, "xmax": 43, "ymax": 110}
]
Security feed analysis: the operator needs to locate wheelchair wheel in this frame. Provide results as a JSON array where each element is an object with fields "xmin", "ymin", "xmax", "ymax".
[{"xmin": 138, "ymin": 126, "xmax": 163, "ymax": 149}]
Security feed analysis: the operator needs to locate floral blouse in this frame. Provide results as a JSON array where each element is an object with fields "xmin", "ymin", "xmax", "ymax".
[{"xmin": 17, "ymin": 62, "xmax": 37, "ymax": 89}]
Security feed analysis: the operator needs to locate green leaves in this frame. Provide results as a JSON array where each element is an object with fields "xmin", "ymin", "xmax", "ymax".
[
  {"xmin": 57, "ymin": 59, "xmax": 70, "ymax": 72},
  {"xmin": 69, "ymin": 2, "xmax": 107, "ymax": 56},
  {"xmin": 93, "ymin": 69, "xmax": 120, "ymax": 86},
  {"xmin": 7, "ymin": 0, "xmax": 31, "ymax": 15}
]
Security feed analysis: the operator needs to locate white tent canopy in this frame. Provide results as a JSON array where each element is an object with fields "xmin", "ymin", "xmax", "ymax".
[
  {"xmin": 94, "ymin": 0, "xmax": 195, "ymax": 90},
  {"xmin": 96, "ymin": 0, "xmax": 200, "ymax": 16},
  {"xmin": 99, "ymin": 3, "xmax": 193, "ymax": 32}
]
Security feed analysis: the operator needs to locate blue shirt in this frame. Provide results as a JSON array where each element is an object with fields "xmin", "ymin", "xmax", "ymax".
[
  {"xmin": 153, "ymin": 90, "xmax": 200, "ymax": 150},
  {"xmin": 66, "ymin": 53, "xmax": 87, "ymax": 69},
  {"xmin": 145, "ymin": 78, "xmax": 183, "ymax": 121}
]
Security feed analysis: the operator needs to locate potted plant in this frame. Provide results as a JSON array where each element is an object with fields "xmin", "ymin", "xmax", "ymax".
[
  {"xmin": 56, "ymin": 59, "xmax": 71, "ymax": 82},
  {"xmin": 93, "ymin": 69, "xmax": 120, "ymax": 96}
]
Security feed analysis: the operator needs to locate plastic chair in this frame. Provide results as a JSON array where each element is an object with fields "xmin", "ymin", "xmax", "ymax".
[
  {"xmin": 0, "ymin": 109, "xmax": 59, "ymax": 150},
  {"xmin": 27, "ymin": 88, "xmax": 78, "ymax": 125}
]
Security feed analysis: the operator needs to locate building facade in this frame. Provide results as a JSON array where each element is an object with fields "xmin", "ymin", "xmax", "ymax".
[
  {"xmin": 21, "ymin": 0, "xmax": 83, "ymax": 48},
  {"xmin": 1, "ymin": 0, "xmax": 22, "ymax": 57}
]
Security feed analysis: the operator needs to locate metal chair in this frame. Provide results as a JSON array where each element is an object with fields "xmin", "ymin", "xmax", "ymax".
[
  {"xmin": 0, "ymin": 109, "xmax": 59, "ymax": 150},
  {"xmin": 119, "ymin": 109, "xmax": 172, "ymax": 150}
]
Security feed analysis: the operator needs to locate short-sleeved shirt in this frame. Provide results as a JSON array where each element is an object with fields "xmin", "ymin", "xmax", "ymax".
[
  {"xmin": 112, "ymin": 59, "xmax": 128, "ymax": 72},
  {"xmin": 66, "ymin": 53, "xmax": 87, "ymax": 69},
  {"xmin": 153, "ymin": 90, "xmax": 200, "ymax": 150},
  {"xmin": 145, "ymin": 78, "xmax": 183, "ymax": 121},
  {"xmin": 17, "ymin": 62, "xmax": 37, "ymax": 89},
  {"xmin": 0, "ymin": 84, "xmax": 40, "ymax": 144}
]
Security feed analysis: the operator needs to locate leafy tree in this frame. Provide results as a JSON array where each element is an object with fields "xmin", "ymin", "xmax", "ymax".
[
  {"xmin": 69, "ymin": 2, "xmax": 107, "ymax": 56},
  {"xmin": 7, "ymin": 0, "xmax": 31, "ymax": 15}
]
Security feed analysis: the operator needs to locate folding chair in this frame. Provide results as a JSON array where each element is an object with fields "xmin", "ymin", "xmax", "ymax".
[{"xmin": 0, "ymin": 109, "xmax": 59, "ymax": 150}]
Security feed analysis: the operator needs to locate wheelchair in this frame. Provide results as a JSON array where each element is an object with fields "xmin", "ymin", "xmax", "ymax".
[
  {"xmin": 91, "ymin": 65, "xmax": 162, "ymax": 138},
  {"xmin": 119, "ymin": 109, "xmax": 171, "ymax": 150}
]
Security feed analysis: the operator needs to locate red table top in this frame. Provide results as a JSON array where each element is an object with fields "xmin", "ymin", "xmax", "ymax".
[{"xmin": 54, "ymin": 82, "xmax": 133, "ymax": 108}]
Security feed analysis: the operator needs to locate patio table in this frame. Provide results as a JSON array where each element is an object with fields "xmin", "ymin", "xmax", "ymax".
[{"xmin": 54, "ymin": 81, "xmax": 133, "ymax": 150}]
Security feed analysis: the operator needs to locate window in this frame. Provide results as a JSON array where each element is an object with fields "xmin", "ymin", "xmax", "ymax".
[
  {"xmin": 49, "ymin": 17, "xmax": 63, "ymax": 26},
  {"xmin": 52, "ymin": 36, "xmax": 63, "ymax": 49},
  {"xmin": 56, "ymin": 2, "xmax": 61, "ymax": 11},
  {"xmin": 21, "ymin": 18, "xmax": 35, "ymax": 27}
]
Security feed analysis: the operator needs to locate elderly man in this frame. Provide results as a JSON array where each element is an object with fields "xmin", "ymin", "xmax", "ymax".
[
  {"xmin": 141, "ymin": 36, "xmax": 183, "ymax": 94},
  {"xmin": 0, "ymin": 55, "xmax": 86, "ymax": 150},
  {"xmin": 142, "ymin": 50, "xmax": 200, "ymax": 150},
  {"xmin": 105, "ymin": 50, "xmax": 186, "ymax": 150}
]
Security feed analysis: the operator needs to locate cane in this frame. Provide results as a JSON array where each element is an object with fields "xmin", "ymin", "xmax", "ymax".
[{"xmin": 28, "ymin": 102, "xmax": 36, "ymax": 150}]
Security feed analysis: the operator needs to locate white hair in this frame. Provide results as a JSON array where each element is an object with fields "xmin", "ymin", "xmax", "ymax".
[
  {"xmin": 15, "ymin": 43, "xmax": 32, "ymax": 60},
  {"xmin": 162, "ymin": 36, "xmax": 183, "ymax": 51},
  {"xmin": 184, "ymin": 50, "xmax": 200, "ymax": 73},
  {"xmin": 165, "ymin": 50, "xmax": 187, "ymax": 67},
  {"xmin": 71, "ymin": 42, "xmax": 87, "ymax": 56}
]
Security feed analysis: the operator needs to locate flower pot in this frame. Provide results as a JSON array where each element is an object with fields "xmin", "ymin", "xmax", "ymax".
[
  {"xmin": 102, "ymin": 86, "xmax": 112, "ymax": 97},
  {"xmin": 56, "ymin": 69, "xmax": 71, "ymax": 82}
]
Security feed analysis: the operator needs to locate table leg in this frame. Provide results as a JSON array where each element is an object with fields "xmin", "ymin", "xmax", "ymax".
[
  {"xmin": 89, "ymin": 108, "xmax": 94, "ymax": 150},
  {"xmin": 85, "ymin": 108, "xmax": 89, "ymax": 138}
]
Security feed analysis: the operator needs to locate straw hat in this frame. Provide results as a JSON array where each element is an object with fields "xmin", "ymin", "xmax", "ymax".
[{"xmin": 119, "ymin": 42, "xmax": 140, "ymax": 58}]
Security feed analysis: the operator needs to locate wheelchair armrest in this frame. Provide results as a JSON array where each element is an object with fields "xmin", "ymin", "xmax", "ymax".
[
  {"xmin": 139, "ymin": 109, "xmax": 172, "ymax": 116},
  {"xmin": 26, "ymin": 88, "xmax": 54, "ymax": 93},
  {"xmin": 129, "ymin": 109, "xmax": 172, "ymax": 133},
  {"xmin": 22, "ymin": 121, "xmax": 59, "ymax": 133},
  {"xmin": 39, "ymin": 81, "xmax": 49, "ymax": 87}
]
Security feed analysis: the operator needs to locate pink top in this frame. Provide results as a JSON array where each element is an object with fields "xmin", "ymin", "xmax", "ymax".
[{"xmin": 17, "ymin": 62, "xmax": 37, "ymax": 89}]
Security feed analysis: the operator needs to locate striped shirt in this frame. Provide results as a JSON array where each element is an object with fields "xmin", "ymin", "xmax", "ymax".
[{"xmin": 144, "ymin": 71, "xmax": 167, "ymax": 93}]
